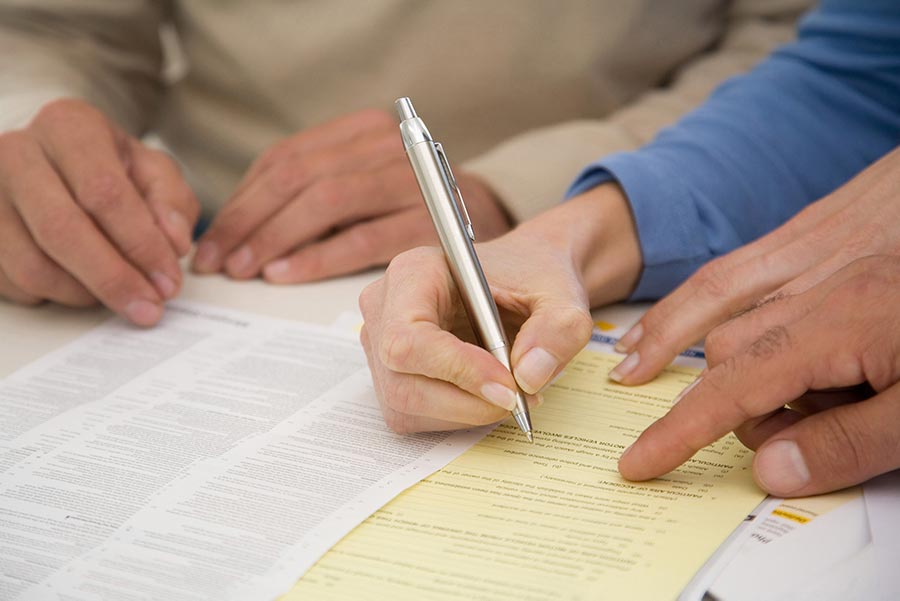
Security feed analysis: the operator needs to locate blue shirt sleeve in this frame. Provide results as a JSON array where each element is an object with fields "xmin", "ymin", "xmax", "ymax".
[{"xmin": 568, "ymin": 0, "xmax": 900, "ymax": 300}]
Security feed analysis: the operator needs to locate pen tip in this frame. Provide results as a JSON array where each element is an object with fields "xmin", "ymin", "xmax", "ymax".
[{"xmin": 526, "ymin": 432, "xmax": 534, "ymax": 444}]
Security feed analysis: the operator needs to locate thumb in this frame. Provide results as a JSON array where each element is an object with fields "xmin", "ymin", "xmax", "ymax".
[
  {"xmin": 510, "ymin": 296, "xmax": 593, "ymax": 395},
  {"xmin": 753, "ymin": 380, "xmax": 900, "ymax": 497}
]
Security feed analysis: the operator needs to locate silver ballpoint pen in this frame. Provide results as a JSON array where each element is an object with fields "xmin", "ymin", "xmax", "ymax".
[{"xmin": 395, "ymin": 97, "xmax": 534, "ymax": 443}]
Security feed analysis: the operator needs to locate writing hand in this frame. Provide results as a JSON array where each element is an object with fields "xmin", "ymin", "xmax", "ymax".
[{"xmin": 358, "ymin": 185, "xmax": 641, "ymax": 431}]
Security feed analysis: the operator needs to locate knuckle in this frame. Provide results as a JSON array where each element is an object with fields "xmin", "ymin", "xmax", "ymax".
[
  {"xmin": 746, "ymin": 326, "xmax": 792, "ymax": 360},
  {"xmin": 358, "ymin": 280, "xmax": 383, "ymax": 317},
  {"xmin": 77, "ymin": 171, "xmax": 125, "ymax": 214},
  {"xmin": 31, "ymin": 214, "xmax": 70, "ymax": 249},
  {"xmin": 358, "ymin": 324, "xmax": 370, "ymax": 351},
  {"xmin": 706, "ymin": 356, "xmax": 755, "ymax": 420},
  {"xmin": 383, "ymin": 409, "xmax": 414, "ymax": 435},
  {"xmin": 841, "ymin": 260, "xmax": 895, "ymax": 299},
  {"xmin": 644, "ymin": 320, "xmax": 673, "ymax": 350},
  {"xmin": 118, "ymin": 232, "xmax": 164, "ymax": 264},
  {"xmin": 92, "ymin": 265, "xmax": 139, "ymax": 303},
  {"xmin": 389, "ymin": 246, "xmax": 440, "ymax": 275},
  {"xmin": 384, "ymin": 376, "xmax": 419, "ymax": 417},
  {"xmin": 35, "ymin": 98, "xmax": 90, "ymax": 126},
  {"xmin": 694, "ymin": 259, "xmax": 735, "ymax": 300},
  {"xmin": 270, "ymin": 163, "xmax": 308, "ymax": 198},
  {"xmin": 6, "ymin": 251, "xmax": 52, "ymax": 295},
  {"xmin": 208, "ymin": 211, "xmax": 247, "ymax": 244},
  {"xmin": 379, "ymin": 323, "xmax": 415, "ymax": 371},
  {"xmin": 309, "ymin": 178, "xmax": 343, "ymax": 207},
  {"xmin": 705, "ymin": 324, "xmax": 738, "ymax": 365},
  {"xmin": 841, "ymin": 222, "xmax": 883, "ymax": 258},
  {"xmin": 556, "ymin": 306, "xmax": 593, "ymax": 346}
]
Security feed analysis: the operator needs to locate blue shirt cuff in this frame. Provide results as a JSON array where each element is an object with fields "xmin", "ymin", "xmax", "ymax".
[{"xmin": 566, "ymin": 153, "xmax": 711, "ymax": 300}]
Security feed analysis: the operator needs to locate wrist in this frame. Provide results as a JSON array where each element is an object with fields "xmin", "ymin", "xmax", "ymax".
[{"xmin": 516, "ymin": 183, "xmax": 642, "ymax": 307}]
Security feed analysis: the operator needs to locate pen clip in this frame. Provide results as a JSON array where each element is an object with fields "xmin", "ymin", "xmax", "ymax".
[{"xmin": 435, "ymin": 142, "xmax": 475, "ymax": 242}]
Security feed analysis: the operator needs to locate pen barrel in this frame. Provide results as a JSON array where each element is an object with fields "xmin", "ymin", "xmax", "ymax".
[{"xmin": 404, "ymin": 142, "xmax": 508, "ymax": 352}]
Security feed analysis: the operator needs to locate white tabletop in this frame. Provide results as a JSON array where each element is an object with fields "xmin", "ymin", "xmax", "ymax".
[{"xmin": 0, "ymin": 267, "xmax": 646, "ymax": 379}]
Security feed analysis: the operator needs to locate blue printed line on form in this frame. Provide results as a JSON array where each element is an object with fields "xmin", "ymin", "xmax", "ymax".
[{"xmin": 590, "ymin": 332, "xmax": 705, "ymax": 360}]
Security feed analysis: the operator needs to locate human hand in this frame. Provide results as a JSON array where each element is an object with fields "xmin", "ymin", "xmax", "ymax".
[
  {"xmin": 0, "ymin": 99, "xmax": 199, "ymax": 325},
  {"xmin": 608, "ymin": 146, "xmax": 900, "ymax": 384},
  {"xmin": 618, "ymin": 255, "xmax": 900, "ymax": 497},
  {"xmin": 192, "ymin": 109, "xmax": 512, "ymax": 283},
  {"xmin": 358, "ymin": 184, "xmax": 641, "ymax": 432}
]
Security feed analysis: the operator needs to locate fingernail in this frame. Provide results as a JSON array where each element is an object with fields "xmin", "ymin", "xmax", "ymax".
[
  {"xmin": 756, "ymin": 440, "xmax": 810, "ymax": 495},
  {"xmin": 514, "ymin": 348, "xmax": 558, "ymax": 394},
  {"xmin": 480, "ymin": 382, "xmax": 518, "ymax": 411},
  {"xmin": 621, "ymin": 443, "xmax": 634, "ymax": 460},
  {"xmin": 263, "ymin": 259, "xmax": 291, "ymax": 283},
  {"xmin": 609, "ymin": 351, "xmax": 640, "ymax": 383},
  {"xmin": 166, "ymin": 211, "xmax": 192, "ymax": 255},
  {"xmin": 615, "ymin": 323, "xmax": 644, "ymax": 353},
  {"xmin": 125, "ymin": 300, "xmax": 163, "ymax": 326},
  {"xmin": 672, "ymin": 376, "xmax": 702, "ymax": 405},
  {"xmin": 226, "ymin": 246, "xmax": 255, "ymax": 276},
  {"xmin": 193, "ymin": 241, "xmax": 219, "ymax": 272},
  {"xmin": 150, "ymin": 271, "xmax": 177, "ymax": 299}
]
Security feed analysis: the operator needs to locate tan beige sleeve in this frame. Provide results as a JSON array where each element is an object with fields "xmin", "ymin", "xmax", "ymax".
[
  {"xmin": 0, "ymin": 1, "xmax": 168, "ymax": 133},
  {"xmin": 463, "ymin": 0, "xmax": 815, "ymax": 224}
]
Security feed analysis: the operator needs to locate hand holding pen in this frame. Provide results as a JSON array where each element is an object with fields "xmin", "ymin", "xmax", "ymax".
[{"xmin": 358, "ymin": 99, "xmax": 642, "ymax": 437}]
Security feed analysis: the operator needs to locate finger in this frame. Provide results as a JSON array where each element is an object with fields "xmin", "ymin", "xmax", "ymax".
[
  {"xmin": 195, "ymin": 127, "xmax": 402, "ymax": 273},
  {"xmin": 704, "ymin": 254, "xmax": 897, "ymax": 366},
  {"xmin": 0, "ymin": 266, "xmax": 42, "ymax": 305},
  {"xmin": 33, "ymin": 113, "xmax": 182, "ymax": 299},
  {"xmin": 0, "ymin": 197, "xmax": 95, "ymax": 306},
  {"xmin": 262, "ymin": 208, "xmax": 434, "ymax": 284},
  {"xmin": 508, "ymin": 279, "xmax": 594, "ymax": 395},
  {"xmin": 732, "ymin": 407, "xmax": 804, "ymax": 451},
  {"xmin": 733, "ymin": 386, "xmax": 868, "ymax": 450},
  {"xmin": 610, "ymin": 187, "xmax": 869, "ymax": 385},
  {"xmin": 787, "ymin": 386, "xmax": 873, "ymax": 416},
  {"xmin": 232, "ymin": 109, "xmax": 396, "ymax": 197},
  {"xmin": 3, "ymin": 140, "xmax": 164, "ymax": 325},
  {"xmin": 361, "ymin": 248, "xmax": 523, "ymax": 411},
  {"xmin": 752, "ymin": 380, "xmax": 900, "ymax": 496},
  {"xmin": 618, "ymin": 315, "xmax": 860, "ymax": 483},
  {"xmin": 128, "ymin": 141, "xmax": 199, "ymax": 257},
  {"xmin": 374, "ymin": 371, "xmax": 513, "ymax": 427},
  {"xmin": 610, "ymin": 234, "xmax": 833, "ymax": 385},
  {"xmin": 224, "ymin": 163, "xmax": 418, "ymax": 279}
]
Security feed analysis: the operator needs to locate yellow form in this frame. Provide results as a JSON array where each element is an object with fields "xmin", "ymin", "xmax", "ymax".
[{"xmin": 286, "ymin": 351, "xmax": 765, "ymax": 600}]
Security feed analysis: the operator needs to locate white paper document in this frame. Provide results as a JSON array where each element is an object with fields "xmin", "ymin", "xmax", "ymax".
[
  {"xmin": 0, "ymin": 302, "xmax": 486, "ymax": 600},
  {"xmin": 865, "ymin": 470, "xmax": 900, "ymax": 598}
]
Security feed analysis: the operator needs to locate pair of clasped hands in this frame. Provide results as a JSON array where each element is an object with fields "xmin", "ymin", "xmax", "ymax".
[
  {"xmin": 360, "ymin": 146, "xmax": 900, "ymax": 499},
  {"xmin": 2, "ymin": 99, "xmax": 898, "ymax": 498}
]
